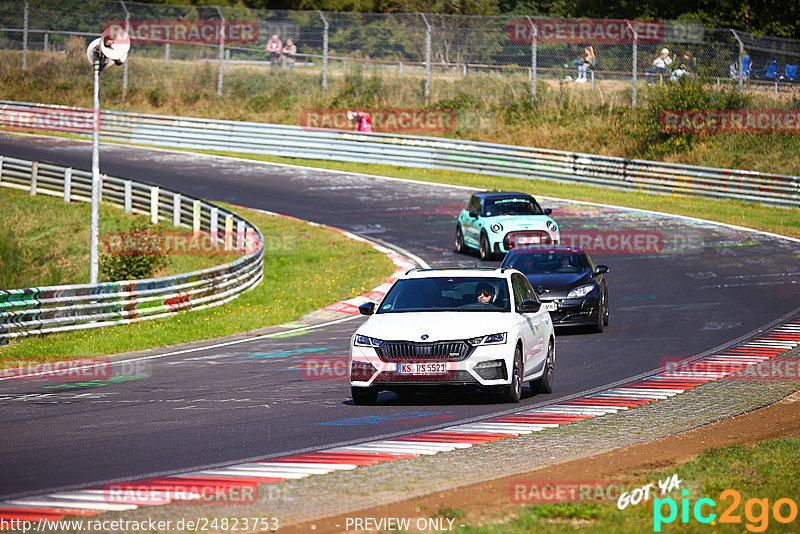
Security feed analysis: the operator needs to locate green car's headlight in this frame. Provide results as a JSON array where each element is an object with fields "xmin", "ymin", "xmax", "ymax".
[{"xmin": 490, "ymin": 223, "xmax": 503, "ymax": 233}]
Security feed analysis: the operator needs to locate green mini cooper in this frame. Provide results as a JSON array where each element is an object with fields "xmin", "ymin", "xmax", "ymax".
[{"xmin": 455, "ymin": 191, "xmax": 560, "ymax": 261}]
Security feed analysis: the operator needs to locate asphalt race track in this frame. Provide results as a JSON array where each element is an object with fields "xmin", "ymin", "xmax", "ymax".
[{"xmin": 1, "ymin": 135, "xmax": 799, "ymax": 500}]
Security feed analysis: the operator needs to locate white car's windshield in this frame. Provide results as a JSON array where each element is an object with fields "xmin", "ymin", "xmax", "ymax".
[{"xmin": 377, "ymin": 277, "xmax": 510, "ymax": 313}]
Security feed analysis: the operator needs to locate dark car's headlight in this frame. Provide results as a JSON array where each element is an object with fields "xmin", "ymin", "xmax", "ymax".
[
  {"xmin": 468, "ymin": 333, "xmax": 507, "ymax": 345},
  {"xmin": 567, "ymin": 284, "xmax": 595, "ymax": 299},
  {"xmin": 490, "ymin": 223, "xmax": 503, "ymax": 233},
  {"xmin": 354, "ymin": 334, "xmax": 383, "ymax": 347}
]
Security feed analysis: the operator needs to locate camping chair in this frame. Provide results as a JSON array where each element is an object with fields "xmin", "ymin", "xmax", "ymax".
[
  {"xmin": 754, "ymin": 59, "xmax": 778, "ymax": 80},
  {"xmin": 730, "ymin": 56, "xmax": 752, "ymax": 79},
  {"xmin": 779, "ymin": 64, "xmax": 798, "ymax": 82}
]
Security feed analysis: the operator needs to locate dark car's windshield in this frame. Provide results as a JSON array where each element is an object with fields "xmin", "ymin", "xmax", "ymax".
[
  {"xmin": 503, "ymin": 252, "xmax": 589, "ymax": 274},
  {"xmin": 484, "ymin": 197, "xmax": 543, "ymax": 217},
  {"xmin": 377, "ymin": 277, "xmax": 510, "ymax": 313}
]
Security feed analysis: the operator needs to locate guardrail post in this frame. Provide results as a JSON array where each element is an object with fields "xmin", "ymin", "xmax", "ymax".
[
  {"xmin": 210, "ymin": 207, "xmax": 219, "ymax": 246},
  {"xmin": 236, "ymin": 220, "xmax": 245, "ymax": 250},
  {"xmin": 224, "ymin": 214, "xmax": 233, "ymax": 251},
  {"xmin": 172, "ymin": 193, "xmax": 181, "ymax": 226},
  {"xmin": 193, "ymin": 200, "xmax": 202, "ymax": 235},
  {"xmin": 64, "ymin": 167, "xmax": 72, "ymax": 202},
  {"xmin": 0, "ymin": 155, "xmax": 3, "ymax": 184},
  {"xmin": 124, "ymin": 180, "xmax": 132, "ymax": 213},
  {"xmin": 420, "ymin": 13, "xmax": 431, "ymax": 101},
  {"xmin": 150, "ymin": 186, "xmax": 159, "ymax": 223},
  {"xmin": 165, "ymin": 43, "xmax": 170, "ymax": 65},
  {"xmin": 22, "ymin": 0, "xmax": 28, "ymax": 73},
  {"xmin": 29, "ymin": 161, "xmax": 38, "ymax": 196},
  {"xmin": 318, "ymin": 11, "xmax": 329, "ymax": 98},
  {"xmin": 43, "ymin": 33, "xmax": 48, "ymax": 53},
  {"xmin": 245, "ymin": 226, "xmax": 252, "ymax": 254}
]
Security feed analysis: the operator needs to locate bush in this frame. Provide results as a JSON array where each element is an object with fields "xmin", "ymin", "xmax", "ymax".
[
  {"xmin": 99, "ymin": 223, "xmax": 168, "ymax": 281},
  {"xmin": 638, "ymin": 76, "xmax": 752, "ymax": 158}
]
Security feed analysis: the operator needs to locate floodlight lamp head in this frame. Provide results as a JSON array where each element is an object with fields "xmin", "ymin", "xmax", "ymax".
[{"xmin": 100, "ymin": 27, "xmax": 130, "ymax": 63}]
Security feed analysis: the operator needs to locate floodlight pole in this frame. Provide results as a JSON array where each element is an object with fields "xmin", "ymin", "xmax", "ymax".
[{"xmin": 90, "ymin": 50, "xmax": 102, "ymax": 284}]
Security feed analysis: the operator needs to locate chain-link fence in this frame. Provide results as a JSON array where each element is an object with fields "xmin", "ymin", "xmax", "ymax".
[{"xmin": 1, "ymin": 1, "xmax": 800, "ymax": 110}]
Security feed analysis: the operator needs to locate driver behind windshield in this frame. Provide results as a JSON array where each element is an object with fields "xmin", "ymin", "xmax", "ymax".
[{"xmin": 476, "ymin": 283, "xmax": 495, "ymax": 304}]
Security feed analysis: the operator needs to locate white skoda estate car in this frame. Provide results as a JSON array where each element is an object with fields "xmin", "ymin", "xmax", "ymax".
[{"xmin": 349, "ymin": 268, "xmax": 556, "ymax": 405}]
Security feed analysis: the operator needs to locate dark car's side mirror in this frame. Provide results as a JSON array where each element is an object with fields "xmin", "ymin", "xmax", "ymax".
[
  {"xmin": 468, "ymin": 210, "xmax": 479, "ymax": 219},
  {"xmin": 544, "ymin": 208, "xmax": 552, "ymax": 215},
  {"xmin": 594, "ymin": 265, "xmax": 609, "ymax": 275},
  {"xmin": 519, "ymin": 299, "xmax": 541, "ymax": 313},
  {"xmin": 358, "ymin": 302, "xmax": 376, "ymax": 315}
]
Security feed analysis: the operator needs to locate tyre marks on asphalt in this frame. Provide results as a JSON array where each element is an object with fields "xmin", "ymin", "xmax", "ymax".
[{"xmin": 2, "ymin": 316, "xmax": 798, "ymax": 522}]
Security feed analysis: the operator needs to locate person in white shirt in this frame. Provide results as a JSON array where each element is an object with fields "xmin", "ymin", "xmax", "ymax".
[{"xmin": 646, "ymin": 48, "xmax": 673, "ymax": 84}]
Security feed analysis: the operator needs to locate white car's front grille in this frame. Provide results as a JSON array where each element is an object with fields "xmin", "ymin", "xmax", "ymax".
[{"xmin": 376, "ymin": 341, "xmax": 472, "ymax": 362}]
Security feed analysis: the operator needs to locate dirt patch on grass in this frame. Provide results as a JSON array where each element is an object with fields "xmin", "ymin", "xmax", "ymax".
[{"xmin": 282, "ymin": 390, "xmax": 800, "ymax": 532}]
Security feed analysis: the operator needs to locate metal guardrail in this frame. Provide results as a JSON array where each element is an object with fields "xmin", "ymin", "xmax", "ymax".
[
  {"xmin": 0, "ymin": 154, "xmax": 264, "ymax": 342},
  {"xmin": 1, "ymin": 100, "xmax": 796, "ymax": 208}
]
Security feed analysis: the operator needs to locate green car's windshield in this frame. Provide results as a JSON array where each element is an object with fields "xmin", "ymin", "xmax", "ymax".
[
  {"xmin": 484, "ymin": 198, "xmax": 543, "ymax": 217},
  {"xmin": 377, "ymin": 277, "xmax": 510, "ymax": 313}
]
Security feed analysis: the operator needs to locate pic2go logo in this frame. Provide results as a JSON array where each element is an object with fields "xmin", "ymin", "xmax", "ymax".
[{"xmin": 654, "ymin": 489, "xmax": 798, "ymax": 532}]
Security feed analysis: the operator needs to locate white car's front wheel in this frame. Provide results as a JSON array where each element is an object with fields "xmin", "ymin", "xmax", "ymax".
[
  {"xmin": 501, "ymin": 346, "xmax": 523, "ymax": 403},
  {"xmin": 532, "ymin": 341, "xmax": 554, "ymax": 394}
]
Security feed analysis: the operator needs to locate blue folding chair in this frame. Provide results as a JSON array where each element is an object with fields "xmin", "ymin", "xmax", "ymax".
[
  {"xmin": 779, "ymin": 64, "xmax": 798, "ymax": 82},
  {"xmin": 755, "ymin": 59, "xmax": 778, "ymax": 80}
]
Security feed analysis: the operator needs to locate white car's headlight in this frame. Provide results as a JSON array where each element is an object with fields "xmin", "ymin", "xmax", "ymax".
[
  {"xmin": 567, "ymin": 284, "xmax": 595, "ymax": 299},
  {"xmin": 490, "ymin": 223, "xmax": 503, "ymax": 233},
  {"xmin": 354, "ymin": 334, "xmax": 383, "ymax": 347},
  {"xmin": 468, "ymin": 332, "xmax": 507, "ymax": 345}
]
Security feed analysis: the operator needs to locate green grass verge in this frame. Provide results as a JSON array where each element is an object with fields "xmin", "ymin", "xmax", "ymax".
[
  {"xmin": 202, "ymin": 150, "xmax": 800, "ymax": 240},
  {"xmin": 450, "ymin": 431, "xmax": 800, "ymax": 533},
  {"xmin": 0, "ymin": 200, "xmax": 394, "ymax": 362},
  {"xmin": 0, "ymin": 187, "xmax": 236, "ymax": 288}
]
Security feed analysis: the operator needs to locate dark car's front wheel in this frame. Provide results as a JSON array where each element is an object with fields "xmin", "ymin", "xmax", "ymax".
[
  {"xmin": 455, "ymin": 226, "xmax": 467, "ymax": 254},
  {"xmin": 351, "ymin": 387, "xmax": 378, "ymax": 405},
  {"xmin": 593, "ymin": 293, "xmax": 606, "ymax": 333}
]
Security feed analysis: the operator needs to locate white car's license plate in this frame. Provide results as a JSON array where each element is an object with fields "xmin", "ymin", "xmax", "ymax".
[
  {"xmin": 517, "ymin": 236, "xmax": 540, "ymax": 244},
  {"xmin": 398, "ymin": 362, "xmax": 448, "ymax": 375},
  {"xmin": 542, "ymin": 302, "xmax": 557, "ymax": 312}
]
